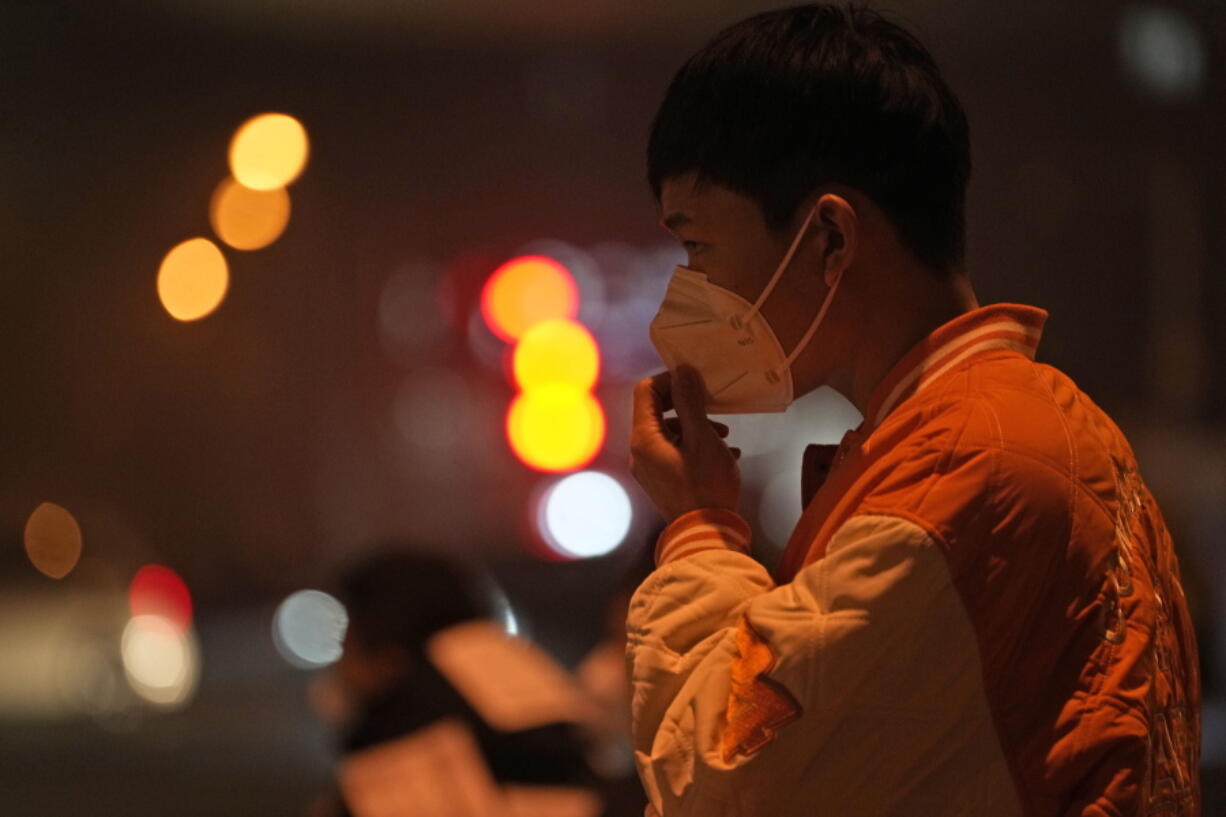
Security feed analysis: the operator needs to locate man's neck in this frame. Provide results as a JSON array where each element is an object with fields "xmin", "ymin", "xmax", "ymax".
[{"xmin": 838, "ymin": 271, "xmax": 979, "ymax": 419}]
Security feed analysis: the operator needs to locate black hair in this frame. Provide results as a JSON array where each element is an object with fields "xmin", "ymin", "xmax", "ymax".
[
  {"xmin": 337, "ymin": 549, "xmax": 491, "ymax": 655},
  {"xmin": 647, "ymin": 3, "xmax": 971, "ymax": 272}
]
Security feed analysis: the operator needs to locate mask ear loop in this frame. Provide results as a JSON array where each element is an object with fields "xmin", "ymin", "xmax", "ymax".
[
  {"xmin": 738, "ymin": 204, "xmax": 819, "ymax": 327},
  {"xmin": 780, "ymin": 267, "xmax": 842, "ymax": 371}
]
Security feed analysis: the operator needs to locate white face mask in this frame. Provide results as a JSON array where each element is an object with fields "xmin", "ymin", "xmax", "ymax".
[{"xmin": 648, "ymin": 205, "xmax": 843, "ymax": 414}]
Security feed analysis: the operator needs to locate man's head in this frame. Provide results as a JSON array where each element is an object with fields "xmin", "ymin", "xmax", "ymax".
[
  {"xmin": 650, "ymin": 3, "xmax": 969, "ymax": 272},
  {"xmin": 649, "ymin": 4, "xmax": 974, "ymax": 405}
]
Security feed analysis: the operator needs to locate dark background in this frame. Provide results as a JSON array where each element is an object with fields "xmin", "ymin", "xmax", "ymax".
[{"xmin": 2, "ymin": 0, "xmax": 1223, "ymax": 813}]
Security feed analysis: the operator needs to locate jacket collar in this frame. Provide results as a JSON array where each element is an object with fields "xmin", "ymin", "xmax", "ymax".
[{"xmin": 861, "ymin": 303, "xmax": 1048, "ymax": 433}]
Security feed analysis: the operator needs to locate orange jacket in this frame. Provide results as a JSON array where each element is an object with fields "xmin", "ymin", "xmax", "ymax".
[{"xmin": 628, "ymin": 303, "xmax": 1200, "ymax": 816}]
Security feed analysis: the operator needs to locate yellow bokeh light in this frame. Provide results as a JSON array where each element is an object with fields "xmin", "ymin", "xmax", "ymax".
[
  {"xmin": 23, "ymin": 502, "xmax": 83, "ymax": 579},
  {"xmin": 506, "ymin": 386, "xmax": 605, "ymax": 473},
  {"xmin": 157, "ymin": 238, "xmax": 229, "ymax": 321},
  {"xmin": 209, "ymin": 176, "xmax": 291, "ymax": 251},
  {"xmin": 481, "ymin": 255, "xmax": 578, "ymax": 342},
  {"xmin": 228, "ymin": 113, "xmax": 309, "ymax": 191},
  {"xmin": 513, "ymin": 318, "xmax": 600, "ymax": 392}
]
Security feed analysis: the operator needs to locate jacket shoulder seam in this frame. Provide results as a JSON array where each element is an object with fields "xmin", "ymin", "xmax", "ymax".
[{"xmin": 830, "ymin": 511, "xmax": 949, "ymax": 552}]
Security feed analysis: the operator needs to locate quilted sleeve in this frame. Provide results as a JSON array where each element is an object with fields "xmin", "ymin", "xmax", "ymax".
[{"xmin": 626, "ymin": 510, "xmax": 1020, "ymax": 817}]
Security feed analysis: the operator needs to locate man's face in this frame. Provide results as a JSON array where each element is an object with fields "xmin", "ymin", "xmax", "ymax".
[{"xmin": 657, "ymin": 173, "xmax": 832, "ymax": 372}]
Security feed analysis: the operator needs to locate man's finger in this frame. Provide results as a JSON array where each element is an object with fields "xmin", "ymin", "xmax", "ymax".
[
  {"xmin": 631, "ymin": 377, "xmax": 670, "ymax": 454},
  {"xmin": 649, "ymin": 371, "xmax": 674, "ymax": 414},
  {"xmin": 672, "ymin": 366, "xmax": 718, "ymax": 445}
]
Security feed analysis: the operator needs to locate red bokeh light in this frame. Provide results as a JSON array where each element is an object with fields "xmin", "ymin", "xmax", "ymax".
[{"xmin": 129, "ymin": 564, "xmax": 193, "ymax": 631}]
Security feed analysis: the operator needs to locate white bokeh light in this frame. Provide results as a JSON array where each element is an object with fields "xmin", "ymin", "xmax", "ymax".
[
  {"xmin": 273, "ymin": 590, "xmax": 348, "ymax": 669},
  {"xmin": 538, "ymin": 471, "xmax": 632, "ymax": 559},
  {"xmin": 1119, "ymin": 5, "xmax": 1206, "ymax": 100},
  {"xmin": 120, "ymin": 615, "xmax": 200, "ymax": 708}
]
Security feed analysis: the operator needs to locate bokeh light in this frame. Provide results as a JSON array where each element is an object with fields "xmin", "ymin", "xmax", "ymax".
[
  {"xmin": 273, "ymin": 590, "xmax": 348, "ymax": 669},
  {"xmin": 480, "ymin": 255, "xmax": 578, "ymax": 342},
  {"xmin": 394, "ymin": 368, "xmax": 474, "ymax": 452},
  {"xmin": 466, "ymin": 308, "xmax": 511, "ymax": 374},
  {"xmin": 55, "ymin": 635, "xmax": 126, "ymax": 719},
  {"xmin": 589, "ymin": 241, "xmax": 681, "ymax": 381},
  {"xmin": 1119, "ymin": 5, "xmax": 1206, "ymax": 100},
  {"xmin": 487, "ymin": 583, "xmax": 522, "ymax": 637},
  {"xmin": 512, "ymin": 318, "xmax": 600, "ymax": 393},
  {"xmin": 121, "ymin": 614, "xmax": 200, "ymax": 708},
  {"xmin": 506, "ymin": 386, "xmax": 605, "ymax": 473},
  {"xmin": 516, "ymin": 239, "xmax": 607, "ymax": 329},
  {"xmin": 157, "ymin": 237, "xmax": 229, "ymax": 321},
  {"xmin": 378, "ymin": 263, "xmax": 447, "ymax": 364},
  {"xmin": 228, "ymin": 113, "xmax": 309, "ymax": 190},
  {"xmin": 501, "ymin": 605, "xmax": 520, "ymax": 636},
  {"xmin": 129, "ymin": 565, "xmax": 193, "ymax": 632},
  {"xmin": 23, "ymin": 501, "xmax": 83, "ymax": 579},
  {"xmin": 209, "ymin": 176, "xmax": 291, "ymax": 250},
  {"xmin": 537, "ymin": 471, "xmax": 632, "ymax": 559},
  {"xmin": 0, "ymin": 595, "xmax": 127, "ymax": 719}
]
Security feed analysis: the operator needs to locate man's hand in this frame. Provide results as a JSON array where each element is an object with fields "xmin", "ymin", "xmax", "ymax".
[{"xmin": 629, "ymin": 366, "xmax": 741, "ymax": 523}]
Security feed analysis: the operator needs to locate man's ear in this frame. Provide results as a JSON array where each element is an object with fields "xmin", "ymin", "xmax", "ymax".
[{"xmin": 815, "ymin": 193, "xmax": 857, "ymax": 287}]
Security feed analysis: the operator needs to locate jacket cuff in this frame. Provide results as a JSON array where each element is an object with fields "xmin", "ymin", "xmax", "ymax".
[{"xmin": 655, "ymin": 508, "xmax": 752, "ymax": 566}]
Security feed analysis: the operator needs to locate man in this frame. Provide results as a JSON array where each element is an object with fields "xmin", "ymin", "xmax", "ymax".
[{"xmin": 627, "ymin": 5, "xmax": 1201, "ymax": 816}]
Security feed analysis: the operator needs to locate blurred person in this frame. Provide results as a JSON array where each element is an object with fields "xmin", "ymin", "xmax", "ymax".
[
  {"xmin": 313, "ymin": 549, "xmax": 601, "ymax": 817},
  {"xmin": 628, "ymin": 4, "xmax": 1201, "ymax": 817}
]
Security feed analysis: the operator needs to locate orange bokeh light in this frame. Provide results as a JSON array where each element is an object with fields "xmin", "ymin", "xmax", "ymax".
[
  {"xmin": 157, "ymin": 237, "xmax": 229, "ymax": 321},
  {"xmin": 512, "ymin": 318, "xmax": 600, "ymax": 393},
  {"xmin": 480, "ymin": 255, "xmax": 578, "ymax": 343},
  {"xmin": 506, "ymin": 386, "xmax": 605, "ymax": 473},
  {"xmin": 23, "ymin": 502, "xmax": 83, "ymax": 579},
  {"xmin": 209, "ymin": 176, "xmax": 291, "ymax": 251}
]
